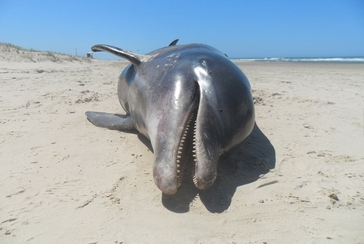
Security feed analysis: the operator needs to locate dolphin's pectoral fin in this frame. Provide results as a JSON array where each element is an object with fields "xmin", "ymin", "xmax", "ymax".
[
  {"xmin": 85, "ymin": 111, "xmax": 134, "ymax": 130},
  {"xmin": 91, "ymin": 45, "xmax": 149, "ymax": 66}
]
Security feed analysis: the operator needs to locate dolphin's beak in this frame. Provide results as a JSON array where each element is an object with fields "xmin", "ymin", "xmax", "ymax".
[{"xmin": 153, "ymin": 163, "xmax": 178, "ymax": 195}]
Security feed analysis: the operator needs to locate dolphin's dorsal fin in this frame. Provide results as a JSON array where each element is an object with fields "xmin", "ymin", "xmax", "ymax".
[
  {"xmin": 91, "ymin": 44, "xmax": 149, "ymax": 66},
  {"xmin": 168, "ymin": 39, "xmax": 179, "ymax": 46}
]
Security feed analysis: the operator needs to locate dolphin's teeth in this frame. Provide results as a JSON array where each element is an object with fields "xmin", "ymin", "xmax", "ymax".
[
  {"xmin": 177, "ymin": 112, "xmax": 198, "ymax": 189},
  {"xmin": 193, "ymin": 176, "xmax": 197, "ymax": 185},
  {"xmin": 191, "ymin": 113, "xmax": 198, "ymax": 188}
]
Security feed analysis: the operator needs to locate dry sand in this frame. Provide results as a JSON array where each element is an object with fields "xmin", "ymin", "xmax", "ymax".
[{"xmin": 1, "ymin": 43, "xmax": 364, "ymax": 243}]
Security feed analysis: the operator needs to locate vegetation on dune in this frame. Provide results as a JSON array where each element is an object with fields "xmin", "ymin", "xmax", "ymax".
[{"xmin": 0, "ymin": 42, "xmax": 91, "ymax": 63}]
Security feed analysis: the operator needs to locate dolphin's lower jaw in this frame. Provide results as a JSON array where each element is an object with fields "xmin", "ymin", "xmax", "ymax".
[
  {"xmin": 153, "ymin": 165, "xmax": 178, "ymax": 195},
  {"xmin": 153, "ymin": 111, "xmax": 198, "ymax": 195}
]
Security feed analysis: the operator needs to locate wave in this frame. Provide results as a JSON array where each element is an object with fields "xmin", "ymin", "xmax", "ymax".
[{"xmin": 233, "ymin": 57, "xmax": 364, "ymax": 63}]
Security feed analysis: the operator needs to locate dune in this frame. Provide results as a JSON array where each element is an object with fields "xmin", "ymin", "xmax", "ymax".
[{"xmin": 1, "ymin": 43, "xmax": 363, "ymax": 243}]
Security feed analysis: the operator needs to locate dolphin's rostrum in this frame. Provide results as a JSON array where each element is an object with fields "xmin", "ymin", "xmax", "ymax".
[{"xmin": 86, "ymin": 40, "xmax": 255, "ymax": 195}]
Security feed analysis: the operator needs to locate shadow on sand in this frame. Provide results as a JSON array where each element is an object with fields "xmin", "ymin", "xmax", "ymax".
[
  {"xmin": 86, "ymin": 113, "xmax": 275, "ymax": 212},
  {"xmin": 161, "ymin": 123, "xmax": 276, "ymax": 213},
  {"xmin": 118, "ymin": 122, "xmax": 275, "ymax": 213}
]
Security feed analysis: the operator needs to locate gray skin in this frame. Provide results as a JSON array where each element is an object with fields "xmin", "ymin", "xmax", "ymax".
[{"xmin": 86, "ymin": 40, "xmax": 255, "ymax": 195}]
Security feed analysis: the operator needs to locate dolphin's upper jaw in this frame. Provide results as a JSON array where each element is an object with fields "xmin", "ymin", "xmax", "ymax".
[
  {"xmin": 191, "ymin": 117, "xmax": 219, "ymax": 190},
  {"xmin": 175, "ymin": 107, "xmax": 219, "ymax": 191}
]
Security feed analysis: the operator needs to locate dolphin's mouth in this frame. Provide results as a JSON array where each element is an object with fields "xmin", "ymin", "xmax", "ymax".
[
  {"xmin": 176, "ymin": 112, "xmax": 197, "ymax": 187},
  {"xmin": 176, "ymin": 83, "xmax": 200, "ymax": 188}
]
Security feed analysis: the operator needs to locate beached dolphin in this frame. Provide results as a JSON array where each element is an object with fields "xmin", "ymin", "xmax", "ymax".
[{"xmin": 86, "ymin": 39, "xmax": 255, "ymax": 195}]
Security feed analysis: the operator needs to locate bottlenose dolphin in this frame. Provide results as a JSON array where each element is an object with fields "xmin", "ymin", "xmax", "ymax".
[{"xmin": 86, "ymin": 39, "xmax": 255, "ymax": 195}]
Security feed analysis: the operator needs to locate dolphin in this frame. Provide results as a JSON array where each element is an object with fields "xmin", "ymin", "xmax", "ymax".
[{"xmin": 85, "ymin": 39, "xmax": 255, "ymax": 195}]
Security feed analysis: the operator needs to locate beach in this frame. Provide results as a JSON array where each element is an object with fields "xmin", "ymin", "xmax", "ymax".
[{"xmin": 1, "ymin": 44, "xmax": 364, "ymax": 243}]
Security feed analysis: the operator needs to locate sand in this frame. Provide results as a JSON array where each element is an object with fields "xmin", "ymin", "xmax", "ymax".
[{"xmin": 1, "ymin": 43, "xmax": 364, "ymax": 243}]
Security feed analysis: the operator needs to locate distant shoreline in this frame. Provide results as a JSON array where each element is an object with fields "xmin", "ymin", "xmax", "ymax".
[{"xmin": 2, "ymin": 42, "xmax": 363, "ymax": 64}]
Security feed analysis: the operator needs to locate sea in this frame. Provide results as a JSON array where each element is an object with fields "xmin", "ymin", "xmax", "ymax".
[{"xmin": 232, "ymin": 56, "xmax": 364, "ymax": 63}]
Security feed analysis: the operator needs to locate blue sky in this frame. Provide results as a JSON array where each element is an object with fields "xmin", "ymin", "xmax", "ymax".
[{"xmin": 1, "ymin": 0, "xmax": 363, "ymax": 58}]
